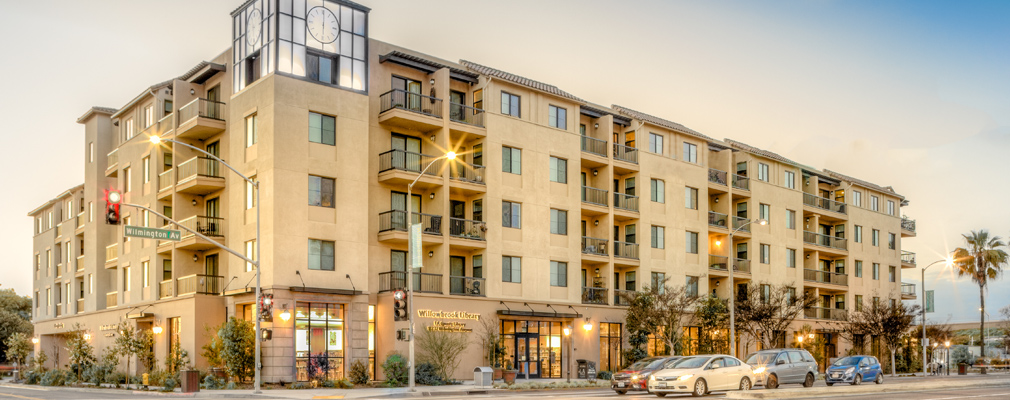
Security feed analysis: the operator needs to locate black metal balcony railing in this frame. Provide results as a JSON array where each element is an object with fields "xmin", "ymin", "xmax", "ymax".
[
  {"xmin": 449, "ymin": 103, "xmax": 485, "ymax": 127},
  {"xmin": 708, "ymin": 211, "xmax": 729, "ymax": 228},
  {"xmin": 581, "ymin": 136, "xmax": 607, "ymax": 157},
  {"xmin": 805, "ymin": 307, "xmax": 847, "ymax": 321},
  {"xmin": 613, "ymin": 143, "xmax": 638, "ymax": 164},
  {"xmin": 709, "ymin": 168, "xmax": 728, "ymax": 186},
  {"xmin": 582, "ymin": 287, "xmax": 608, "ymax": 305},
  {"xmin": 449, "ymin": 161, "xmax": 486, "ymax": 184},
  {"xmin": 378, "ymin": 271, "xmax": 442, "ymax": 293},
  {"xmin": 378, "ymin": 211, "xmax": 442, "ymax": 235},
  {"xmin": 448, "ymin": 218, "xmax": 486, "ymax": 241},
  {"xmin": 179, "ymin": 98, "xmax": 226, "ymax": 122},
  {"xmin": 380, "ymin": 89, "xmax": 443, "ymax": 119},
  {"xmin": 450, "ymin": 276, "xmax": 486, "ymax": 296},
  {"xmin": 803, "ymin": 269, "xmax": 849, "ymax": 286},
  {"xmin": 177, "ymin": 156, "xmax": 224, "ymax": 180},
  {"xmin": 803, "ymin": 193, "xmax": 847, "ymax": 215},
  {"xmin": 614, "ymin": 241, "xmax": 639, "ymax": 260},
  {"xmin": 732, "ymin": 174, "xmax": 750, "ymax": 191},
  {"xmin": 179, "ymin": 216, "xmax": 224, "ymax": 238},
  {"xmin": 582, "ymin": 186, "xmax": 609, "ymax": 206},
  {"xmin": 901, "ymin": 217, "xmax": 916, "ymax": 233},
  {"xmin": 614, "ymin": 289, "xmax": 635, "ymax": 306},
  {"xmin": 177, "ymin": 274, "xmax": 223, "ymax": 296},
  {"xmin": 901, "ymin": 251, "xmax": 916, "ymax": 265},
  {"xmin": 901, "ymin": 282, "xmax": 916, "ymax": 296},
  {"xmin": 378, "ymin": 149, "xmax": 444, "ymax": 175},
  {"xmin": 803, "ymin": 231, "xmax": 848, "ymax": 251},
  {"xmin": 581, "ymin": 236, "xmax": 609, "ymax": 256},
  {"xmin": 732, "ymin": 216, "xmax": 751, "ymax": 233},
  {"xmin": 614, "ymin": 193, "xmax": 639, "ymax": 212}
]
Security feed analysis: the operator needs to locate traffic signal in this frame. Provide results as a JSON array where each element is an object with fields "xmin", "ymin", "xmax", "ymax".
[
  {"xmin": 393, "ymin": 290, "xmax": 408, "ymax": 321},
  {"xmin": 261, "ymin": 329, "xmax": 272, "ymax": 342},
  {"xmin": 396, "ymin": 328, "xmax": 410, "ymax": 341},
  {"xmin": 104, "ymin": 189, "xmax": 121, "ymax": 225},
  {"xmin": 259, "ymin": 293, "xmax": 273, "ymax": 322}
]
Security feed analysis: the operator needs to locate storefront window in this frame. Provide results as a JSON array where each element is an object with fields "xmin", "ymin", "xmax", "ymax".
[
  {"xmin": 295, "ymin": 302, "xmax": 344, "ymax": 381},
  {"xmin": 599, "ymin": 322, "xmax": 622, "ymax": 372},
  {"xmin": 647, "ymin": 329, "xmax": 669, "ymax": 356},
  {"xmin": 682, "ymin": 327, "xmax": 700, "ymax": 355},
  {"xmin": 368, "ymin": 305, "xmax": 376, "ymax": 380},
  {"xmin": 500, "ymin": 320, "xmax": 563, "ymax": 378},
  {"xmin": 168, "ymin": 317, "xmax": 181, "ymax": 372}
]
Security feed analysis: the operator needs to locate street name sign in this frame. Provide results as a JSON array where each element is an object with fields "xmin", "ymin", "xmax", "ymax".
[{"xmin": 124, "ymin": 226, "xmax": 182, "ymax": 241}]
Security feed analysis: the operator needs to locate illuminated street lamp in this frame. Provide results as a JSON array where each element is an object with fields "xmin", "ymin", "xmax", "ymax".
[
  {"xmin": 921, "ymin": 256, "xmax": 953, "ymax": 378},
  {"xmin": 564, "ymin": 325, "xmax": 573, "ymax": 382},
  {"xmin": 727, "ymin": 218, "xmax": 767, "ymax": 357}
]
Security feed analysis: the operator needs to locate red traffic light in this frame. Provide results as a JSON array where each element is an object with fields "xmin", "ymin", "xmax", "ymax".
[
  {"xmin": 104, "ymin": 189, "xmax": 121, "ymax": 225},
  {"xmin": 393, "ymin": 290, "xmax": 408, "ymax": 321}
]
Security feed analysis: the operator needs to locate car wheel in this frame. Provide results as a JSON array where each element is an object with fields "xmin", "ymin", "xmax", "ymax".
[
  {"xmin": 826, "ymin": 382, "xmax": 834, "ymax": 386},
  {"xmin": 875, "ymin": 374, "xmax": 883, "ymax": 385},
  {"xmin": 740, "ymin": 377, "xmax": 752, "ymax": 391},
  {"xmin": 803, "ymin": 373, "xmax": 815, "ymax": 388},
  {"xmin": 655, "ymin": 393, "xmax": 667, "ymax": 398},
  {"xmin": 766, "ymin": 374, "xmax": 779, "ymax": 389},
  {"xmin": 851, "ymin": 374, "xmax": 862, "ymax": 385},
  {"xmin": 616, "ymin": 389, "xmax": 628, "ymax": 395},
  {"xmin": 692, "ymin": 379, "xmax": 708, "ymax": 397}
]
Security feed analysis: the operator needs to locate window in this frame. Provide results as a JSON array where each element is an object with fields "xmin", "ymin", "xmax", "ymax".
[
  {"xmin": 502, "ymin": 201, "xmax": 521, "ymax": 228},
  {"xmin": 651, "ymin": 272, "xmax": 666, "ymax": 293},
  {"xmin": 686, "ymin": 276, "xmax": 699, "ymax": 298},
  {"xmin": 887, "ymin": 200, "xmax": 895, "ymax": 215},
  {"xmin": 872, "ymin": 229, "xmax": 880, "ymax": 246},
  {"xmin": 854, "ymin": 225, "xmax": 863, "ymax": 243},
  {"xmin": 89, "ymin": 202, "xmax": 93, "ymax": 222},
  {"xmin": 786, "ymin": 287, "xmax": 797, "ymax": 303},
  {"xmin": 306, "ymin": 52, "xmax": 337, "ymax": 84},
  {"xmin": 651, "ymin": 226, "xmax": 665, "ymax": 249},
  {"xmin": 246, "ymin": 176, "xmax": 257, "ymax": 209},
  {"xmin": 142, "ymin": 156, "xmax": 150, "ymax": 184},
  {"xmin": 549, "ymin": 157, "xmax": 567, "ymax": 183},
  {"xmin": 889, "ymin": 265, "xmax": 897, "ymax": 282},
  {"xmin": 760, "ymin": 284, "xmax": 771, "ymax": 303},
  {"xmin": 164, "ymin": 152, "xmax": 173, "ymax": 170},
  {"xmin": 784, "ymin": 171, "xmax": 795, "ymax": 189},
  {"xmin": 145, "ymin": 105, "xmax": 154, "ymax": 128},
  {"xmin": 871, "ymin": 195, "xmax": 880, "ymax": 211},
  {"xmin": 124, "ymin": 266, "xmax": 131, "ymax": 291},
  {"xmin": 853, "ymin": 191, "xmax": 862, "ymax": 207},
  {"xmin": 294, "ymin": 303, "xmax": 344, "ymax": 382},
  {"xmin": 872, "ymin": 263, "xmax": 880, "ymax": 280},
  {"xmin": 246, "ymin": 114, "xmax": 258, "ymax": 147},
  {"xmin": 888, "ymin": 233, "xmax": 896, "ymax": 250},
  {"xmin": 473, "ymin": 89, "xmax": 483, "ymax": 111},
  {"xmin": 855, "ymin": 260, "xmax": 863, "ymax": 278},
  {"xmin": 855, "ymin": 295, "xmax": 864, "ymax": 311},
  {"xmin": 760, "ymin": 203, "xmax": 771, "ymax": 221},
  {"xmin": 625, "ymin": 272, "xmax": 636, "ymax": 291},
  {"xmin": 682, "ymin": 142, "xmax": 698, "ymax": 163},
  {"xmin": 124, "ymin": 167, "xmax": 132, "ymax": 192},
  {"xmin": 786, "ymin": 210, "xmax": 796, "ymax": 229},
  {"xmin": 758, "ymin": 163, "xmax": 769, "ymax": 182},
  {"xmin": 550, "ymin": 209, "xmax": 567, "ymax": 235},
  {"xmin": 550, "ymin": 261, "xmax": 567, "ymax": 287},
  {"xmin": 685, "ymin": 187, "xmax": 698, "ymax": 209},
  {"xmin": 502, "ymin": 256, "xmax": 521, "ymax": 283},
  {"xmin": 760, "ymin": 244, "xmax": 771, "ymax": 264},
  {"xmin": 501, "ymin": 92, "xmax": 520, "ymax": 117},
  {"xmin": 308, "ymin": 112, "xmax": 336, "ymax": 145},
  {"xmin": 548, "ymin": 105, "xmax": 567, "ymax": 129},
  {"xmin": 786, "ymin": 248, "xmax": 797, "ymax": 268},
  {"xmin": 685, "ymin": 231, "xmax": 699, "ymax": 254},
  {"xmin": 245, "ymin": 240, "xmax": 257, "ymax": 272},
  {"xmin": 308, "ymin": 239, "xmax": 335, "ymax": 271},
  {"xmin": 649, "ymin": 133, "xmax": 663, "ymax": 154},
  {"xmin": 651, "ymin": 179, "xmax": 665, "ymax": 203},
  {"xmin": 125, "ymin": 118, "xmax": 134, "ymax": 139},
  {"xmin": 89, "ymin": 142, "xmax": 94, "ymax": 163},
  {"xmin": 308, "ymin": 175, "xmax": 335, "ymax": 207},
  {"xmin": 162, "ymin": 260, "xmax": 172, "ymax": 282},
  {"xmin": 502, "ymin": 146, "xmax": 521, "ymax": 174},
  {"xmin": 164, "ymin": 100, "xmax": 173, "ymax": 116}
]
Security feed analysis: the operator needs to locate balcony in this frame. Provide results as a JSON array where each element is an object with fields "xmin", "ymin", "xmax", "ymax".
[
  {"xmin": 732, "ymin": 216, "xmax": 751, "ymax": 234},
  {"xmin": 106, "ymin": 291, "xmax": 118, "ymax": 308},
  {"xmin": 76, "ymin": 212, "xmax": 85, "ymax": 234},
  {"xmin": 449, "ymin": 276, "xmax": 486, "ymax": 297},
  {"xmin": 159, "ymin": 280, "xmax": 174, "ymax": 299},
  {"xmin": 581, "ymin": 136, "xmax": 608, "ymax": 161},
  {"xmin": 732, "ymin": 174, "xmax": 750, "ymax": 191},
  {"xmin": 177, "ymin": 274, "xmax": 223, "ymax": 296},
  {"xmin": 378, "ymin": 89, "xmax": 444, "ymax": 132},
  {"xmin": 582, "ymin": 287, "xmax": 608, "ymax": 305},
  {"xmin": 158, "ymin": 169, "xmax": 175, "ymax": 197},
  {"xmin": 448, "ymin": 103, "xmax": 485, "ymax": 138},
  {"xmin": 55, "ymin": 304, "xmax": 63, "ymax": 317},
  {"xmin": 448, "ymin": 218, "xmax": 486, "ymax": 249},
  {"xmin": 377, "ymin": 211, "xmax": 443, "ymax": 245},
  {"xmin": 581, "ymin": 186, "xmax": 609, "ymax": 216},
  {"xmin": 614, "ymin": 289, "xmax": 635, "ymax": 307},
  {"xmin": 377, "ymin": 271, "xmax": 442, "ymax": 294},
  {"xmin": 614, "ymin": 193, "xmax": 639, "ymax": 212},
  {"xmin": 104, "ymin": 243, "xmax": 118, "ymax": 268},
  {"xmin": 582, "ymin": 236, "xmax": 609, "ymax": 261},
  {"xmin": 613, "ymin": 143, "xmax": 639, "ymax": 167},
  {"xmin": 177, "ymin": 98, "xmax": 226, "ymax": 140},
  {"xmin": 805, "ymin": 307, "xmax": 846, "ymax": 321},
  {"xmin": 902, "ymin": 282, "xmax": 917, "ymax": 300},
  {"xmin": 614, "ymin": 241, "xmax": 640, "ymax": 260},
  {"xmin": 76, "ymin": 298, "xmax": 83, "ymax": 314},
  {"xmin": 901, "ymin": 217, "xmax": 916, "ymax": 237},
  {"xmin": 803, "ymin": 269, "xmax": 848, "ymax": 286},
  {"xmin": 176, "ymin": 157, "xmax": 225, "ymax": 195},
  {"xmin": 105, "ymin": 148, "xmax": 119, "ymax": 177},
  {"xmin": 708, "ymin": 211, "xmax": 729, "ymax": 230},
  {"xmin": 709, "ymin": 168, "xmax": 728, "ymax": 186},
  {"xmin": 177, "ymin": 216, "xmax": 225, "ymax": 250},
  {"xmin": 377, "ymin": 150, "xmax": 444, "ymax": 189},
  {"xmin": 76, "ymin": 255, "xmax": 84, "ymax": 272},
  {"xmin": 448, "ymin": 160, "xmax": 486, "ymax": 195},
  {"xmin": 56, "ymin": 224, "xmax": 64, "ymax": 239},
  {"xmin": 709, "ymin": 255, "xmax": 751, "ymax": 274},
  {"xmin": 900, "ymin": 251, "xmax": 917, "ymax": 268},
  {"xmin": 803, "ymin": 231, "xmax": 848, "ymax": 252},
  {"xmin": 156, "ymin": 113, "xmax": 175, "ymax": 135},
  {"xmin": 803, "ymin": 193, "xmax": 847, "ymax": 215}
]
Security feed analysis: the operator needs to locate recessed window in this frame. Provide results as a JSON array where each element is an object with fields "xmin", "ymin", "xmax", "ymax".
[
  {"xmin": 784, "ymin": 171, "xmax": 795, "ymax": 189},
  {"xmin": 686, "ymin": 276, "xmax": 699, "ymax": 298},
  {"xmin": 502, "ymin": 201, "xmax": 521, "ymax": 228},
  {"xmin": 142, "ymin": 157, "xmax": 150, "ymax": 184},
  {"xmin": 760, "ymin": 204, "xmax": 771, "ymax": 221},
  {"xmin": 872, "ymin": 229, "xmax": 880, "ymax": 246},
  {"xmin": 501, "ymin": 92, "xmax": 520, "ymax": 117},
  {"xmin": 889, "ymin": 266, "xmax": 896, "ymax": 282},
  {"xmin": 871, "ymin": 195, "xmax": 880, "ymax": 211},
  {"xmin": 142, "ymin": 261, "xmax": 150, "ymax": 288},
  {"xmin": 307, "ymin": 52, "xmax": 338, "ymax": 84},
  {"xmin": 786, "ymin": 210, "xmax": 796, "ymax": 229},
  {"xmin": 682, "ymin": 142, "xmax": 698, "ymax": 163},
  {"xmin": 245, "ymin": 240, "xmax": 257, "ymax": 272},
  {"xmin": 651, "ymin": 272, "xmax": 666, "ymax": 294},
  {"xmin": 308, "ymin": 239, "xmax": 335, "ymax": 271},
  {"xmin": 685, "ymin": 187, "xmax": 698, "ymax": 210},
  {"xmin": 549, "ymin": 156, "xmax": 567, "ymax": 183},
  {"xmin": 649, "ymin": 133, "xmax": 663, "ymax": 155},
  {"xmin": 651, "ymin": 179, "xmax": 665, "ymax": 203},
  {"xmin": 853, "ymin": 191, "xmax": 862, "ymax": 207},
  {"xmin": 502, "ymin": 146, "xmax": 521, "ymax": 174},
  {"xmin": 786, "ymin": 248, "xmax": 796, "ymax": 268},
  {"xmin": 246, "ymin": 176, "xmax": 257, "ymax": 209},
  {"xmin": 309, "ymin": 112, "xmax": 336, "ymax": 145},
  {"xmin": 888, "ymin": 233, "xmax": 896, "ymax": 250},
  {"xmin": 548, "ymin": 105, "xmax": 566, "ymax": 129},
  {"xmin": 246, "ymin": 114, "xmax": 258, "ymax": 147},
  {"xmin": 758, "ymin": 163, "xmax": 769, "ymax": 182},
  {"xmin": 872, "ymin": 263, "xmax": 880, "ymax": 280},
  {"xmin": 855, "ymin": 260, "xmax": 863, "ymax": 277},
  {"xmin": 550, "ymin": 209, "xmax": 567, "ymax": 235},
  {"xmin": 502, "ymin": 256, "xmax": 521, "ymax": 283},
  {"xmin": 685, "ymin": 231, "xmax": 699, "ymax": 254},
  {"xmin": 760, "ymin": 244, "xmax": 770, "ymax": 264},
  {"xmin": 854, "ymin": 226, "xmax": 863, "ymax": 243},
  {"xmin": 887, "ymin": 200, "xmax": 896, "ymax": 216},
  {"xmin": 473, "ymin": 89, "xmax": 483, "ymax": 111},
  {"xmin": 124, "ymin": 167, "xmax": 132, "ymax": 193},
  {"xmin": 651, "ymin": 226, "xmax": 665, "ymax": 249},
  {"xmin": 550, "ymin": 261, "xmax": 567, "ymax": 287},
  {"xmin": 308, "ymin": 175, "xmax": 335, "ymax": 208}
]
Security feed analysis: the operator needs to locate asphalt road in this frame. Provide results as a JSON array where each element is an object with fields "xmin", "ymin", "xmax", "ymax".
[{"xmin": 0, "ymin": 385, "xmax": 156, "ymax": 400}]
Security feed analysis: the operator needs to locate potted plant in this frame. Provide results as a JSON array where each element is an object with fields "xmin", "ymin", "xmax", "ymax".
[{"xmin": 502, "ymin": 361, "xmax": 517, "ymax": 384}]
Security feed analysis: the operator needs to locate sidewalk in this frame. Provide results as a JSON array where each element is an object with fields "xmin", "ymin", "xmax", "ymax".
[{"xmin": 727, "ymin": 373, "xmax": 1010, "ymax": 399}]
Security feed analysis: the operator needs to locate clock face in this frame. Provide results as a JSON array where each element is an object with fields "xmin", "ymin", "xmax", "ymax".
[
  {"xmin": 306, "ymin": 6, "xmax": 340, "ymax": 44},
  {"xmin": 246, "ymin": 8, "xmax": 263, "ymax": 46}
]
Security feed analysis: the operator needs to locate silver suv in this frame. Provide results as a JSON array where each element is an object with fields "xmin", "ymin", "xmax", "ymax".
[{"xmin": 745, "ymin": 349, "xmax": 817, "ymax": 389}]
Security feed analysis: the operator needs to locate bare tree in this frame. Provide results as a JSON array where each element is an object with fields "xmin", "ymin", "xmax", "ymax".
[
  {"xmin": 416, "ymin": 324, "xmax": 470, "ymax": 381},
  {"xmin": 622, "ymin": 280, "xmax": 701, "ymax": 355},
  {"xmin": 845, "ymin": 298, "xmax": 921, "ymax": 376},
  {"xmin": 734, "ymin": 283, "xmax": 818, "ymax": 349}
]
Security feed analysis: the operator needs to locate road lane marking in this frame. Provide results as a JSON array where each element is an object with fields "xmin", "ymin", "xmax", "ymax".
[
  {"xmin": 0, "ymin": 392, "xmax": 43, "ymax": 400},
  {"xmin": 929, "ymin": 393, "xmax": 1010, "ymax": 400}
]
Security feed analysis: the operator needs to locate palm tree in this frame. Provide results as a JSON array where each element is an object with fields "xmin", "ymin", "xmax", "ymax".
[{"xmin": 952, "ymin": 230, "xmax": 1008, "ymax": 356}]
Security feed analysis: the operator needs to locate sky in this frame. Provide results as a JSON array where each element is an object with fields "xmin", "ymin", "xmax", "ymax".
[{"xmin": 0, "ymin": 0, "xmax": 1007, "ymax": 324}]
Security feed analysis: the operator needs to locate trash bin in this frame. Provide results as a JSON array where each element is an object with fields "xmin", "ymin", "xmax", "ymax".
[
  {"xmin": 958, "ymin": 364, "xmax": 967, "ymax": 375},
  {"xmin": 474, "ymin": 367, "xmax": 493, "ymax": 388},
  {"xmin": 981, "ymin": 366, "xmax": 987, "ymax": 375},
  {"xmin": 577, "ymin": 359, "xmax": 588, "ymax": 379},
  {"xmin": 181, "ymin": 370, "xmax": 200, "ymax": 393}
]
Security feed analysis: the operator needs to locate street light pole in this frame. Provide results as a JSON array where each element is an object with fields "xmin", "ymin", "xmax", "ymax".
[
  {"xmin": 921, "ymin": 257, "xmax": 951, "ymax": 378},
  {"xmin": 727, "ymin": 218, "xmax": 766, "ymax": 358}
]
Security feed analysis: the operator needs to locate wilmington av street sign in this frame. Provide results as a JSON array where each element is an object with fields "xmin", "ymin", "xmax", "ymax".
[{"xmin": 123, "ymin": 226, "xmax": 182, "ymax": 242}]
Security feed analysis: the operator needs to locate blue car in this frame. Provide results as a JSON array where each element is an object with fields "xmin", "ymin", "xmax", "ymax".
[{"xmin": 825, "ymin": 356, "xmax": 883, "ymax": 386}]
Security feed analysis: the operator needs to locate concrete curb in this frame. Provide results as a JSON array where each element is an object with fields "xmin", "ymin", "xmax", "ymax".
[{"xmin": 725, "ymin": 379, "xmax": 1010, "ymax": 399}]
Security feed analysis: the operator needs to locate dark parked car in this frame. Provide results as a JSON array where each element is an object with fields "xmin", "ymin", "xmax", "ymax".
[
  {"xmin": 611, "ymin": 356, "xmax": 682, "ymax": 395},
  {"xmin": 825, "ymin": 356, "xmax": 883, "ymax": 386},
  {"xmin": 745, "ymin": 348, "xmax": 818, "ymax": 389}
]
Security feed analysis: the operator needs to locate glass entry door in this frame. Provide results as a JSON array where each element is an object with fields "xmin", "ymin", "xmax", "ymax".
[{"xmin": 515, "ymin": 334, "xmax": 541, "ymax": 378}]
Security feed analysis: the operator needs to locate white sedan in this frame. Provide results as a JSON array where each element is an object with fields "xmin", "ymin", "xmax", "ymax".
[{"xmin": 648, "ymin": 355, "xmax": 754, "ymax": 397}]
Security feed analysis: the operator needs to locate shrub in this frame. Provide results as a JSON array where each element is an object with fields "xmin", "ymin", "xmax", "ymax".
[
  {"xmin": 40, "ymin": 369, "xmax": 68, "ymax": 386},
  {"xmin": 23, "ymin": 369, "xmax": 39, "ymax": 385},
  {"xmin": 225, "ymin": 381, "xmax": 237, "ymax": 390},
  {"xmin": 348, "ymin": 359, "xmax": 370, "ymax": 385},
  {"xmin": 202, "ymin": 374, "xmax": 226, "ymax": 390},
  {"xmin": 289, "ymin": 382, "xmax": 311, "ymax": 390},
  {"xmin": 382, "ymin": 352, "xmax": 408, "ymax": 387},
  {"xmin": 320, "ymin": 379, "xmax": 352, "ymax": 388},
  {"xmin": 108, "ymin": 372, "xmax": 128, "ymax": 386},
  {"xmin": 414, "ymin": 362, "xmax": 444, "ymax": 386},
  {"xmin": 162, "ymin": 377, "xmax": 178, "ymax": 392},
  {"xmin": 596, "ymin": 371, "xmax": 613, "ymax": 380}
]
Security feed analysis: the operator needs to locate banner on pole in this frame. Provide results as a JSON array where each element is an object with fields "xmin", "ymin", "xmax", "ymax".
[
  {"xmin": 410, "ymin": 223, "xmax": 422, "ymax": 269},
  {"xmin": 926, "ymin": 290, "xmax": 934, "ymax": 313}
]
